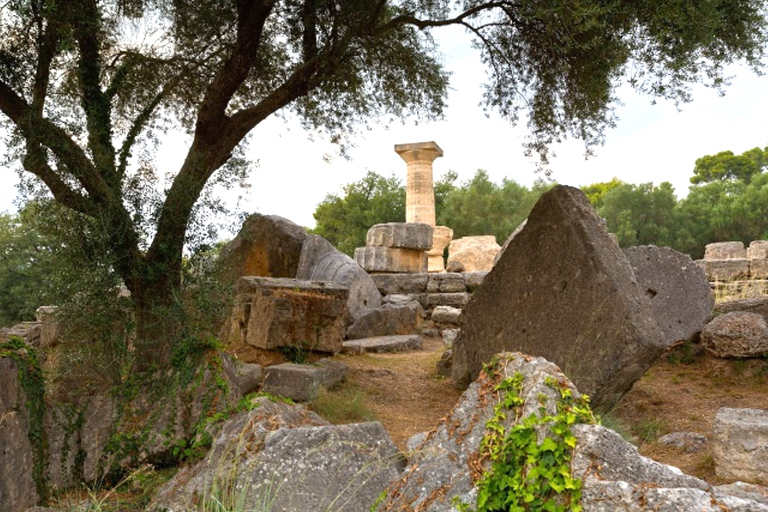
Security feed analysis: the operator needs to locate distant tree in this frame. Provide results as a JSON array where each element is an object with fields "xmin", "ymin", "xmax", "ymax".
[
  {"xmin": 581, "ymin": 178, "xmax": 624, "ymax": 209},
  {"xmin": 596, "ymin": 182, "xmax": 679, "ymax": 248},
  {"xmin": 312, "ymin": 172, "xmax": 406, "ymax": 256},
  {"xmin": 691, "ymin": 146, "xmax": 768, "ymax": 184}
]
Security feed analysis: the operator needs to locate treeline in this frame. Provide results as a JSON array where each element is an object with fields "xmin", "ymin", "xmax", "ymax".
[{"xmin": 313, "ymin": 146, "xmax": 768, "ymax": 260}]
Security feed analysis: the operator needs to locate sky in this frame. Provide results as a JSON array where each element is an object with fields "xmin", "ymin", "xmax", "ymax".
[{"xmin": 2, "ymin": 25, "xmax": 767, "ymax": 231}]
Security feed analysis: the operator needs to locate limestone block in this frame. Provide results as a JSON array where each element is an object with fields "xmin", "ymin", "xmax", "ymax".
[
  {"xmin": 697, "ymin": 259, "xmax": 750, "ymax": 281},
  {"xmin": 35, "ymin": 305, "xmax": 59, "ymax": 349},
  {"xmin": 748, "ymin": 240, "xmax": 768, "ymax": 260},
  {"xmin": 705, "ymin": 241, "xmax": 746, "ymax": 260},
  {"xmin": 425, "ymin": 292, "xmax": 470, "ymax": 308},
  {"xmin": 342, "ymin": 334, "xmax": 422, "ymax": 355},
  {"xmin": 431, "ymin": 305, "xmax": 462, "ymax": 325},
  {"xmin": 447, "ymin": 236, "xmax": 502, "ymax": 273},
  {"xmin": 354, "ymin": 246, "xmax": 427, "ymax": 273},
  {"xmin": 427, "ymin": 273, "xmax": 467, "ymax": 293},
  {"xmin": 427, "ymin": 225, "xmax": 453, "ymax": 273},
  {"xmin": 441, "ymin": 328, "xmax": 460, "ymax": 347},
  {"xmin": 230, "ymin": 277, "xmax": 348, "ymax": 354},
  {"xmin": 345, "ymin": 305, "xmax": 421, "ymax": 340},
  {"xmin": 713, "ymin": 407, "xmax": 768, "ymax": 484},
  {"xmin": 262, "ymin": 364, "xmax": 327, "ymax": 402},
  {"xmin": 701, "ymin": 311, "xmax": 768, "ymax": 358},
  {"xmin": 370, "ymin": 273, "xmax": 429, "ymax": 294},
  {"xmin": 366, "ymin": 223, "xmax": 433, "ymax": 250},
  {"xmin": 752, "ymin": 260, "xmax": 768, "ymax": 279}
]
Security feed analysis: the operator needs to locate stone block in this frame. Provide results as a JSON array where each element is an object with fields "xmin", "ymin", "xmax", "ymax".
[
  {"xmin": 262, "ymin": 363, "xmax": 327, "ymax": 402},
  {"xmin": 425, "ymin": 292, "xmax": 470, "ymax": 308},
  {"xmin": 451, "ymin": 186, "xmax": 664, "ymax": 411},
  {"xmin": 342, "ymin": 334, "xmax": 422, "ymax": 355},
  {"xmin": 218, "ymin": 214, "xmax": 307, "ymax": 282},
  {"xmin": 697, "ymin": 259, "xmax": 750, "ymax": 281},
  {"xmin": 354, "ymin": 246, "xmax": 427, "ymax": 273},
  {"xmin": 441, "ymin": 328, "xmax": 460, "ymax": 347},
  {"xmin": 713, "ymin": 407, "xmax": 768, "ymax": 485},
  {"xmin": 752, "ymin": 260, "xmax": 768, "ymax": 279},
  {"xmin": 431, "ymin": 305, "xmax": 462, "ymax": 325},
  {"xmin": 427, "ymin": 225, "xmax": 453, "ymax": 273},
  {"xmin": 624, "ymin": 245, "xmax": 713, "ymax": 345},
  {"xmin": 701, "ymin": 311, "xmax": 768, "ymax": 358},
  {"xmin": 705, "ymin": 241, "xmax": 746, "ymax": 260},
  {"xmin": 366, "ymin": 222, "xmax": 433, "ymax": 250},
  {"xmin": 426, "ymin": 273, "xmax": 467, "ymax": 293},
  {"xmin": 296, "ymin": 234, "xmax": 381, "ymax": 323},
  {"xmin": 447, "ymin": 235, "xmax": 501, "ymax": 272},
  {"xmin": 35, "ymin": 306, "xmax": 59, "ymax": 349},
  {"xmin": 370, "ymin": 274, "xmax": 429, "ymax": 294},
  {"xmin": 748, "ymin": 240, "xmax": 768, "ymax": 260},
  {"xmin": 229, "ymin": 277, "xmax": 348, "ymax": 354},
  {"xmin": 315, "ymin": 358, "xmax": 349, "ymax": 390},
  {"xmin": 346, "ymin": 305, "xmax": 421, "ymax": 340},
  {"xmin": 463, "ymin": 272, "xmax": 488, "ymax": 292}
]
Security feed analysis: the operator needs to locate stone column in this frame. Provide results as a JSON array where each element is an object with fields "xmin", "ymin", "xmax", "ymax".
[
  {"xmin": 395, "ymin": 141, "xmax": 443, "ymax": 226},
  {"xmin": 395, "ymin": 141, "xmax": 452, "ymax": 272}
]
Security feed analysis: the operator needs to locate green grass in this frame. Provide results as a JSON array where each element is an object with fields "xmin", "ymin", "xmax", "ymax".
[{"xmin": 310, "ymin": 385, "xmax": 375, "ymax": 424}]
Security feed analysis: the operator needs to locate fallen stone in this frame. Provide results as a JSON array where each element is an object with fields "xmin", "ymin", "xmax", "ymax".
[
  {"xmin": 366, "ymin": 222, "xmax": 433, "ymax": 250},
  {"xmin": 451, "ymin": 186, "xmax": 665, "ymax": 410},
  {"xmin": 296, "ymin": 234, "xmax": 381, "ymax": 323},
  {"xmin": 149, "ymin": 397, "xmax": 330, "ymax": 511},
  {"xmin": 463, "ymin": 272, "xmax": 488, "ymax": 292},
  {"xmin": 227, "ymin": 357, "xmax": 263, "ymax": 395},
  {"xmin": 657, "ymin": 432, "xmax": 709, "ymax": 453},
  {"xmin": 227, "ymin": 277, "xmax": 348, "ymax": 354},
  {"xmin": 342, "ymin": 335, "xmax": 422, "ymax": 355},
  {"xmin": 697, "ymin": 259, "xmax": 750, "ymax": 281},
  {"xmin": 345, "ymin": 305, "xmax": 420, "ymax": 340},
  {"xmin": 441, "ymin": 328, "xmax": 460, "ymax": 348},
  {"xmin": 749, "ymin": 240, "xmax": 768, "ymax": 259},
  {"xmin": 624, "ymin": 245, "xmax": 713, "ymax": 345},
  {"xmin": 315, "ymin": 358, "xmax": 349, "ymax": 390},
  {"xmin": 435, "ymin": 349, "xmax": 452, "ymax": 377},
  {"xmin": 262, "ymin": 363, "xmax": 328, "ymax": 402},
  {"xmin": 431, "ymin": 305, "xmax": 462, "ymax": 325},
  {"xmin": 424, "ymin": 292, "xmax": 470, "ymax": 309},
  {"xmin": 701, "ymin": 311, "xmax": 768, "ymax": 358},
  {"xmin": 377, "ymin": 352, "xmax": 762, "ymax": 512},
  {"xmin": 713, "ymin": 407, "xmax": 768, "ymax": 485},
  {"xmin": 705, "ymin": 241, "xmax": 747, "ymax": 260},
  {"xmin": 218, "ymin": 213, "xmax": 307, "ymax": 282},
  {"xmin": 381, "ymin": 295, "xmax": 426, "ymax": 318},
  {"xmin": 370, "ymin": 273, "xmax": 429, "ymax": 294},
  {"xmin": 355, "ymin": 245, "xmax": 427, "ymax": 273},
  {"xmin": 426, "ymin": 273, "xmax": 467, "ymax": 293},
  {"xmin": 447, "ymin": 235, "xmax": 501, "ymax": 272}
]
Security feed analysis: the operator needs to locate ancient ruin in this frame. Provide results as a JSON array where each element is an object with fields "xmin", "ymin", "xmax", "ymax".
[{"xmin": 697, "ymin": 240, "xmax": 768, "ymax": 296}]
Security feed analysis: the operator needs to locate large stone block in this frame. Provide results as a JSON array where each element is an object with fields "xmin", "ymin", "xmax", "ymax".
[
  {"xmin": 342, "ymin": 334, "xmax": 422, "ymax": 355},
  {"xmin": 229, "ymin": 277, "xmax": 348, "ymax": 354},
  {"xmin": 697, "ymin": 259, "xmax": 750, "ymax": 282},
  {"xmin": 424, "ymin": 292, "xmax": 470, "ymax": 309},
  {"xmin": 701, "ymin": 311, "xmax": 768, "ymax": 358},
  {"xmin": 426, "ymin": 273, "xmax": 467, "ymax": 293},
  {"xmin": 296, "ymin": 234, "xmax": 381, "ymax": 323},
  {"xmin": 748, "ymin": 240, "xmax": 768, "ymax": 260},
  {"xmin": 346, "ymin": 305, "xmax": 421, "ymax": 340},
  {"xmin": 713, "ymin": 407, "xmax": 768, "ymax": 485},
  {"xmin": 218, "ymin": 214, "xmax": 307, "ymax": 281},
  {"xmin": 370, "ymin": 273, "xmax": 429, "ymax": 294},
  {"xmin": 751, "ymin": 260, "xmax": 768, "ymax": 279},
  {"xmin": 624, "ymin": 245, "xmax": 713, "ymax": 345},
  {"xmin": 355, "ymin": 246, "xmax": 427, "ymax": 273},
  {"xmin": 451, "ymin": 186, "xmax": 665, "ymax": 410},
  {"xmin": 447, "ymin": 236, "xmax": 501, "ymax": 272},
  {"xmin": 366, "ymin": 222, "xmax": 433, "ymax": 250},
  {"xmin": 705, "ymin": 241, "xmax": 747, "ymax": 260},
  {"xmin": 262, "ymin": 363, "xmax": 326, "ymax": 402}
]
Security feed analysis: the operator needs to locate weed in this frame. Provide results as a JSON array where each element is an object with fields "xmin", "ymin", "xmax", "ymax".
[
  {"xmin": 280, "ymin": 345, "xmax": 308, "ymax": 364},
  {"xmin": 635, "ymin": 418, "xmax": 666, "ymax": 445},
  {"xmin": 595, "ymin": 410, "xmax": 635, "ymax": 444}
]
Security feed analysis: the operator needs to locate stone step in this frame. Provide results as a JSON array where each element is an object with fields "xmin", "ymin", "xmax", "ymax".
[{"xmin": 342, "ymin": 334, "xmax": 422, "ymax": 355}]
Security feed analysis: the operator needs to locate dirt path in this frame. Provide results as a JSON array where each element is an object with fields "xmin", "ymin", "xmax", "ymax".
[{"xmin": 334, "ymin": 337, "xmax": 462, "ymax": 449}]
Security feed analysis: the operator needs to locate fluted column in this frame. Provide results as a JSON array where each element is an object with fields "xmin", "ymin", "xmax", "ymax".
[{"xmin": 395, "ymin": 141, "xmax": 443, "ymax": 226}]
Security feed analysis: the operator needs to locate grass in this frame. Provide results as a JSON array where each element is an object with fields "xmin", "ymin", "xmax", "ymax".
[{"xmin": 310, "ymin": 385, "xmax": 375, "ymax": 424}]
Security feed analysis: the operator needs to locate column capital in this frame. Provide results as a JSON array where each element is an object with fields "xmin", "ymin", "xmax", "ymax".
[{"xmin": 395, "ymin": 141, "xmax": 444, "ymax": 163}]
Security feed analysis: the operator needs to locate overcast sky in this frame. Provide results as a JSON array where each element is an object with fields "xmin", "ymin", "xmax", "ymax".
[{"xmin": 2, "ymin": 25, "xmax": 767, "ymax": 231}]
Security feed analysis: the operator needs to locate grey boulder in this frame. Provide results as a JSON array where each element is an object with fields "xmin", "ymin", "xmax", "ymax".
[{"xmin": 701, "ymin": 311, "xmax": 768, "ymax": 358}]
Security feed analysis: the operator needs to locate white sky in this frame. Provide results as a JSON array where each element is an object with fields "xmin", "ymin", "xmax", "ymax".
[{"xmin": 2, "ymin": 25, "xmax": 767, "ymax": 232}]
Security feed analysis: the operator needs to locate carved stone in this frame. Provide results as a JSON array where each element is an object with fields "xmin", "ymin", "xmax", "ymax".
[
  {"xmin": 366, "ymin": 222, "xmax": 433, "ymax": 251},
  {"xmin": 354, "ymin": 246, "xmax": 427, "ymax": 273}
]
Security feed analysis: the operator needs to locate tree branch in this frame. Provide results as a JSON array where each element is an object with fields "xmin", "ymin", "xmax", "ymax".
[{"xmin": 378, "ymin": 2, "xmax": 515, "ymax": 33}]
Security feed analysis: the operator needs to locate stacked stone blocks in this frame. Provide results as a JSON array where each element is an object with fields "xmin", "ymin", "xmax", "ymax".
[
  {"xmin": 697, "ymin": 241, "xmax": 768, "ymax": 290},
  {"xmin": 355, "ymin": 223, "xmax": 432, "ymax": 273}
]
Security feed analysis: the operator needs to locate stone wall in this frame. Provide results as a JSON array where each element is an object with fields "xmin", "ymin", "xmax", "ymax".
[
  {"xmin": 697, "ymin": 241, "xmax": 768, "ymax": 297},
  {"xmin": 370, "ymin": 272, "xmax": 486, "ymax": 314}
]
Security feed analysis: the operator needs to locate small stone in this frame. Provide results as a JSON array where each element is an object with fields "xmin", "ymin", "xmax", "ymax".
[
  {"xmin": 701, "ymin": 312, "xmax": 768, "ymax": 358},
  {"xmin": 713, "ymin": 407, "xmax": 768, "ymax": 485},
  {"xmin": 435, "ymin": 349, "xmax": 453, "ymax": 377},
  {"xmin": 657, "ymin": 432, "xmax": 709, "ymax": 453},
  {"xmin": 441, "ymin": 328, "xmax": 460, "ymax": 348},
  {"xmin": 431, "ymin": 306, "xmax": 462, "ymax": 326}
]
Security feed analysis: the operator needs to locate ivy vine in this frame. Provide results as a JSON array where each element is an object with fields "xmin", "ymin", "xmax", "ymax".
[{"xmin": 458, "ymin": 362, "xmax": 595, "ymax": 512}]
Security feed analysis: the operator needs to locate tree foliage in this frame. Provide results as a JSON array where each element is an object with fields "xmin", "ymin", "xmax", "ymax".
[
  {"xmin": 0, "ymin": 0, "xmax": 765, "ymax": 366},
  {"xmin": 691, "ymin": 146, "xmax": 768, "ymax": 184}
]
